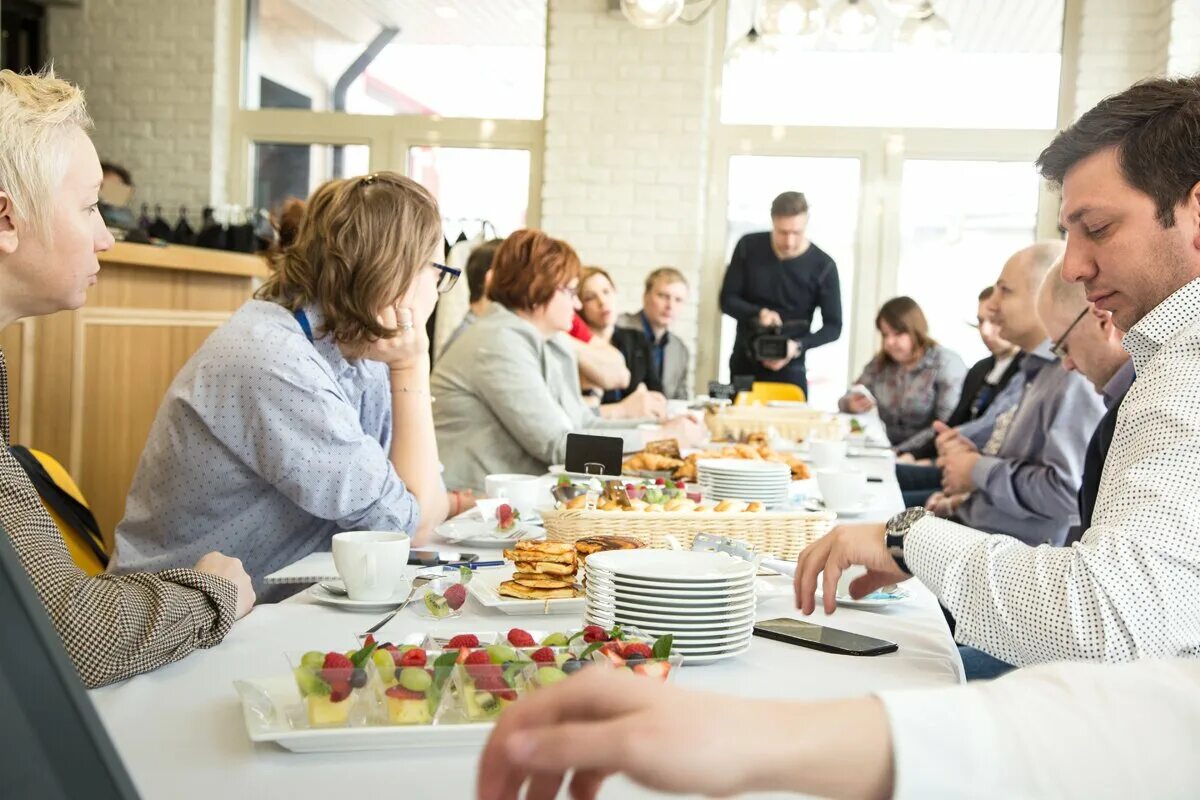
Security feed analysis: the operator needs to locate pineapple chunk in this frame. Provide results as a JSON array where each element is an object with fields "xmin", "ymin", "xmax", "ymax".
[{"xmin": 306, "ymin": 695, "xmax": 351, "ymax": 727}]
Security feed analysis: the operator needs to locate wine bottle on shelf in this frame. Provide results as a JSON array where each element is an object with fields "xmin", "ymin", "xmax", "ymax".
[
  {"xmin": 147, "ymin": 205, "xmax": 172, "ymax": 241},
  {"xmin": 172, "ymin": 206, "xmax": 196, "ymax": 245}
]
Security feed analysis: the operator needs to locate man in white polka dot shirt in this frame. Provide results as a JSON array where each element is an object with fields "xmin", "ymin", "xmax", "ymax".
[{"xmin": 795, "ymin": 74, "xmax": 1200, "ymax": 668}]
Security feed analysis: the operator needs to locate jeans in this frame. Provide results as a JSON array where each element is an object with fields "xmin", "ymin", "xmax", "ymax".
[
  {"xmin": 958, "ymin": 645, "xmax": 1017, "ymax": 681},
  {"xmin": 895, "ymin": 462, "xmax": 942, "ymax": 508}
]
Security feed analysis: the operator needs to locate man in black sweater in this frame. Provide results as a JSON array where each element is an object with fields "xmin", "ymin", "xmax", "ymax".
[{"xmin": 720, "ymin": 191, "xmax": 841, "ymax": 397}]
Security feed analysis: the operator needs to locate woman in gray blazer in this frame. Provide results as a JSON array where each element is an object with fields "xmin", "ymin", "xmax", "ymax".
[{"xmin": 432, "ymin": 230, "xmax": 703, "ymax": 492}]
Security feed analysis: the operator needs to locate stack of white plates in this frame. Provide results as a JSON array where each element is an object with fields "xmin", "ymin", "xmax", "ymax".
[
  {"xmin": 696, "ymin": 458, "xmax": 790, "ymax": 507},
  {"xmin": 584, "ymin": 550, "xmax": 756, "ymax": 665}
]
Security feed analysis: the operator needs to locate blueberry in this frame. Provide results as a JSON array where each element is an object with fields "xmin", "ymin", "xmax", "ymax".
[
  {"xmin": 562, "ymin": 659, "xmax": 584, "ymax": 675},
  {"xmin": 350, "ymin": 668, "xmax": 368, "ymax": 688},
  {"xmin": 626, "ymin": 654, "xmax": 646, "ymax": 666}
]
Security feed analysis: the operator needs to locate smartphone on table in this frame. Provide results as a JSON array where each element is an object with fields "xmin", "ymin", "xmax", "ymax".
[
  {"xmin": 407, "ymin": 550, "xmax": 478, "ymax": 567},
  {"xmin": 753, "ymin": 617, "xmax": 898, "ymax": 656}
]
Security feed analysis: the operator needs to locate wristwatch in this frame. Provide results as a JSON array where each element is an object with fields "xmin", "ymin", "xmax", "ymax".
[{"xmin": 884, "ymin": 506, "xmax": 928, "ymax": 575}]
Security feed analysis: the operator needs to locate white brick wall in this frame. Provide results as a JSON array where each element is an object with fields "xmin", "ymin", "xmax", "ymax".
[
  {"xmin": 1071, "ymin": 0, "xmax": 1172, "ymax": 118},
  {"xmin": 47, "ymin": 0, "xmax": 225, "ymax": 218},
  {"xmin": 1166, "ymin": 0, "xmax": 1200, "ymax": 75},
  {"xmin": 540, "ymin": 0, "xmax": 717, "ymax": 390}
]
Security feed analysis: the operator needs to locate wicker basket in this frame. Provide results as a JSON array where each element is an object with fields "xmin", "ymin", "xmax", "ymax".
[
  {"xmin": 706, "ymin": 406, "xmax": 844, "ymax": 442},
  {"xmin": 540, "ymin": 508, "xmax": 837, "ymax": 561}
]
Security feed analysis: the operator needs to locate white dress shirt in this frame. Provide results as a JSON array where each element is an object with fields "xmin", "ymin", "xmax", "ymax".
[
  {"xmin": 903, "ymin": 277, "xmax": 1200, "ymax": 665},
  {"xmin": 879, "ymin": 657, "xmax": 1200, "ymax": 799}
]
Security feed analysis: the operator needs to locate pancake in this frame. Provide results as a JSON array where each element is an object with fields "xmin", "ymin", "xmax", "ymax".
[
  {"xmin": 512, "ymin": 574, "xmax": 577, "ymax": 589},
  {"xmin": 498, "ymin": 581, "xmax": 581, "ymax": 600},
  {"xmin": 513, "ymin": 560, "xmax": 577, "ymax": 577}
]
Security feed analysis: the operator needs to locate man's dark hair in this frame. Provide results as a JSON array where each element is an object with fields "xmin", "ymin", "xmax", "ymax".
[
  {"xmin": 466, "ymin": 239, "xmax": 503, "ymax": 303},
  {"xmin": 1036, "ymin": 74, "xmax": 1200, "ymax": 228},
  {"xmin": 770, "ymin": 191, "xmax": 808, "ymax": 218},
  {"xmin": 978, "ymin": 285, "xmax": 994, "ymax": 302},
  {"xmin": 100, "ymin": 161, "xmax": 132, "ymax": 186}
]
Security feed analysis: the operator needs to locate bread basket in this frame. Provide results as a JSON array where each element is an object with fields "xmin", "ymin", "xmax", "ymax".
[
  {"xmin": 705, "ymin": 405, "xmax": 844, "ymax": 443},
  {"xmin": 539, "ymin": 507, "xmax": 836, "ymax": 561}
]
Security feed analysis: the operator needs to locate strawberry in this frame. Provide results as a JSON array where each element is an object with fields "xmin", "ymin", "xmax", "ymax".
[
  {"xmin": 468, "ymin": 664, "xmax": 503, "ymax": 684},
  {"xmin": 328, "ymin": 680, "xmax": 352, "ymax": 702},
  {"xmin": 464, "ymin": 649, "xmax": 492, "ymax": 666},
  {"xmin": 530, "ymin": 647, "xmax": 556, "ymax": 663},
  {"xmin": 447, "ymin": 634, "xmax": 480, "ymax": 649},
  {"xmin": 444, "ymin": 583, "xmax": 467, "ymax": 610},
  {"xmin": 363, "ymin": 634, "xmax": 377, "ymax": 648},
  {"xmin": 496, "ymin": 688, "xmax": 519, "ymax": 702},
  {"xmin": 398, "ymin": 648, "xmax": 427, "ymax": 667},
  {"xmin": 621, "ymin": 642, "xmax": 653, "ymax": 660},
  {"xmin": 507, "ymin": 628, "xmax": 536, "ymax": 647},
  {"xmin": 320, "ymin": 651, "xmax": 354, "ymax": 684},
  {"xmin": 385, "ymin": 685, "xmax": 425, "ymax": 700},
  {"xmin": 674, "ymin": 481, "xmax": 686, "ymax": 489},
  {"xmin": 581, "ymin": 625, "xmax": 608, "ymax": 643},
  {"xmin": 632, "ymin": 660, "xmax": 671, "ymax": 680},
  {"xmin": 655, "ymin": 477, "xmax": 666, "ymax": 485}
]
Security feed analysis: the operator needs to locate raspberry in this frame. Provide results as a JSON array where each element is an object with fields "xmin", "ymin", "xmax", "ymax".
[
  {"xmin": 322, "ymin": 651, "xmax": 353, "ymax": 670},
  {"xmin": 329, "ymin": 680, "xmax": 352, "ymax": 702},
  {"xmin": 507, "ymin": 628, "xmax": 536, "ymax": 647},
  {"xmin": 444, "ymin": 583, "xmax": 467, "ymax": 610},
  {"xmin": 385, "ymin": 685, "xmax": 424, "ymax": 700},
  {"xmin": 447, "ymin": 634, "xmax": 480, "ymax": 649},
  {"xmin": 464, "ymin": 649, "xmax": 492, "ymax": 666},
  {"xmin": 398, "ymin": 648, "xmax": 427, "ymax": 667},
  {"xmin": 621, "ymin": 642, "xmax": 653, "ymax": 660},
  {"xmin": 530, "ymin": 647, "xmax": 556, "ymax": 663},
  {"xmin": 320, "ymin": 651, "xmax": 354, "ymax": 685},
  {"xmin": 582, "ymin": 625, "xmax": 608, "ymax": 643}
]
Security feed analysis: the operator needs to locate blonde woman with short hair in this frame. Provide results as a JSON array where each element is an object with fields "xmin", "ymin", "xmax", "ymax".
[
  {"xmin": 0, "ymin": 68, "xmax": 254, "ymax": 688},
  {"xmin": 112, "ymin": 172, "xmax": 450, "ymax": 599}
]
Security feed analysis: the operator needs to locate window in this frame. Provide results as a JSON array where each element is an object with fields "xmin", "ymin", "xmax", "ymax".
[
  {"xmin": 723, "ymin": 155, "xmax": 861, "ymax": 410},
  {"xmin": 407, "ymin": 146, "xmax": 532, "ymax": 241},
  {"xmin": 896, "ymin": 159, "xmax": 1041, "ymax": 365},
  {"xmin": 722, "ymin": 0, "xmax": 1065, "ymax": 129},
  {"xmin": 251, "ymin": 142, "xmax": 370, "ymax": 212},
  {"xmin": 243, "ymin": 0, "xmax": 547, "ymax": 119}
]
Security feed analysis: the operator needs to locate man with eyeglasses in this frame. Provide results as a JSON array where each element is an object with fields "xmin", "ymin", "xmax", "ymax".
[
  {"xmin": 926, "ymin": 243, "xmax": 1105, "ymax": 548},
  {"xmin": 1037, "ymin": 271, "xmax": 1135, "ymax": 540}
]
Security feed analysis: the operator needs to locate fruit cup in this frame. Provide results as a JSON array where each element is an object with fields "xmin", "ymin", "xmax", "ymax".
[
  {"xmin": 416, "ymin": 574, "xmax": 471, "ymax": 620},
  {"xmin": 450, "ymin": 644, "xmax": 534, "ymax": 721},
  {"xmin": 289, "ymin": 644, "xmax": 374, "ymax": 728}
]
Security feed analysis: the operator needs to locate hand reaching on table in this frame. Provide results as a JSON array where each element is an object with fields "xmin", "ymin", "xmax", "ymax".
[
  {"xmin": 793, "ymin": 523, "xmax": 909, "ymax": 616},
  {"xmin": 193, "ymin": 551, "xmax": 255, "ymax": 619},
  {"xmin": 659, "ymin": 413, "xmax": 706, "ymax": 449},
  {"xmin": 477, "ymin": 667, "xmax": 894, "ymax": 800},
  {"xmin": 610, "ymin": 383, "xmax": 667, "ymax": 420}
]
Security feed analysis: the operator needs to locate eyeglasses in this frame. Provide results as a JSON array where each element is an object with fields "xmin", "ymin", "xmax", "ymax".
[
  {"xmin": 1051, "ymin": 307, "xmax": 1089, "ymax": 359},
  {"xmin": 433, "ymin": 263, "xmax": 460, "ymax": 294},
  {"xmin": 556, "ymin": 285, "xmax": 579, "ymax": 299}
]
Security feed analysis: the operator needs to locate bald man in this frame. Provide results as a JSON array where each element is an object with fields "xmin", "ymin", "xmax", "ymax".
[
  {"xmin": 933, "ymin": 243, "xmax": 1106, "ymax": 547},
  {"xmin": 1038, "ymin": 269, "xmax": 1136, "ymax": 537}
]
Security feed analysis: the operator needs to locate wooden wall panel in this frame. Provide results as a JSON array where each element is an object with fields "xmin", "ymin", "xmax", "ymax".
[
  {"xmin": 77, "ymin": 319, "xmax": 225, "ymax": 544},
  {"xmin": 0, "ymin": 323, "xmax": 24, "ymax": 442}
]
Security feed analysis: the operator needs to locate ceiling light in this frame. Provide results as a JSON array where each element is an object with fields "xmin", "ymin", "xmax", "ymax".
[
  {"xmin": 826, "ymin": 0, "xmax": 879, "ymax": 48},
  {"xmin": 894, "ymin": 1, "xmax": 951, "ymax": 50},
  {"xmin": 620, "ymin": 0, "xmax": 686, "ymax": 29},
  {"xmin": 756, "ymin": 0, "xmax": 824, "ymax": 42}
]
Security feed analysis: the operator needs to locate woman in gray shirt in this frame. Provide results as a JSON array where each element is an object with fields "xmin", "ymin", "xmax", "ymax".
[
  {"xmin": 839, "ymin": 296, "xmax": 968, "ymax": 445},
  {"xmin": 111, "ymin": 173, "xmax": 451, "ymax": 598},
  {"xmin": 432, "ymin": 230, "xmax": 703, "ymax": 492}
]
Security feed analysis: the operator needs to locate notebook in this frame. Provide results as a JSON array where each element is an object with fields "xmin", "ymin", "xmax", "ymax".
[{"xmin": 264, "ymin": 551, "xmax": 337, "ymax": 585}]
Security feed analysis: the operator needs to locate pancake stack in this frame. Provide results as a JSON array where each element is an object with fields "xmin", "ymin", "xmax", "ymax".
[{"xmin": 499, "ymin": 541, "xmax": 581, "ymax": 600}]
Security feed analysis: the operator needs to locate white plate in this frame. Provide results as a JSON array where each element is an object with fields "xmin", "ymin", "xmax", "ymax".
[
  {"xmin": 234, "ymin": 676, "xmax": 493, "ymax": 753},
  {"xmin": 678, "ymin": 641, "xmax": 753, "ymax": 664},
  {"xmin": 435, "ymin": 518, "xmax": 545, "ymax": 548},
  {"xmin": 585, "ymin": 583, "xmax": 755, "ymax": 609},
  {"xmin": 465, "ymin": 566, "xmax": 585, "ymax": 616},
  {"xmin": 585, "ymin": 581, "xmax": 756, "ymax": 604},
  {"xmin": 696, "ymin": 459, "xmax": 791, "ymax": 475},
  {"xmin": 584, "ymin": 616, "xmax": 753, "ymax": 647},
  {"xmin": 815, "ymin": 586, "xmax": 912, "ymax": 609},
  {"xmin": 586, "ymin": 571, "xmax": 756, "ymax": 593},
  {"xmin": 586, "ymin": 611, "xmax": 757, "ymax": 632},
  {"xmin": 585, "ymin": 550, "xmax": 756, "ymax": 582},
  {"xmin": 306, "ymin": 582, "xmax": 413, "ymax": 611},
  {"xmin": 585, "ymin": 603, "xmax": 757, "ymax": 625}
]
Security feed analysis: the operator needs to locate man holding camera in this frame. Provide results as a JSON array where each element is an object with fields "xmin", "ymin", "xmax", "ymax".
[{"xmin": 720, "ymin": 191, "xmax": 842, "ymax": 398}]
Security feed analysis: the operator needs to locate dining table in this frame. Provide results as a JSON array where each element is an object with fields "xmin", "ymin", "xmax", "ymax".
[{"xmin": 89, "ymin": 432, "xmax": 963, "ymax": 800}]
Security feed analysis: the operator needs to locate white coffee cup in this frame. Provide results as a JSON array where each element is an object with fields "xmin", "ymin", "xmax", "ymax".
[
  {"xmin": 484, "ymin": 473, "xmax": 544, "ymax": 519},
  {"xmin": 809, "ymin": 438, "xmax": 848, "ymax": 470},
  {"xmin": 331, "ymin": 531, "xmax": 411, "ymax": 602},
  {"xmin": 816, "ymin": 469, "xmax": 867, "ymax": 512}
]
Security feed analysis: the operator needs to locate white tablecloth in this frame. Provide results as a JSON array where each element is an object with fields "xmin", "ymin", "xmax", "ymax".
[{"xmin": 89, "ymin": 474, "xmax": 961, "ymax": 800}]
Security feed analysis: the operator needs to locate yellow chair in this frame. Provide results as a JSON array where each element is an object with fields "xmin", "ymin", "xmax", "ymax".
[
  {"xmin": 734, "ymin": 381, "xmax": 806, "ymax": 406},
  {"xmin": 15, "ymin": 447, "xmax": 108, "ymax": 575}
]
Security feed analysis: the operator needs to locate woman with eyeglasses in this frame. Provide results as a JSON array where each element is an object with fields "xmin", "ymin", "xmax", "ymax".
[
  {"xmin": 110, "ymin": 173, "xmax": 451, "ymax": 600},
  {"xmin": 431, "ymin": 229, "xmax": 704, "ymax": 492}
]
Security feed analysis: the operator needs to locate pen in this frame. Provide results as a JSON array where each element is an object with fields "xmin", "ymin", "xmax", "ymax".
[{"xmin": 442, "ymin": 560, "xmax": 504, "ymax": 570}]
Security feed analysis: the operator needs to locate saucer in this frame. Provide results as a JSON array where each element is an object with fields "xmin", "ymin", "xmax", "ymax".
[
  {"xmin": 306, "ymin": 582, "xmax": 412, "ymax": 611},
  {"xmin": 828, "ymin": 503, "xmax": 868, "ymax": 517}
]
